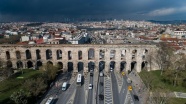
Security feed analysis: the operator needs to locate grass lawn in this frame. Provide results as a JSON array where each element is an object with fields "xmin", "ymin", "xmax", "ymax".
[
  {"xmin": 139, "ymin": 70, "xmax": 186, "ymax": 104},
  {"xmin": 139, "ymin": 70, "xmax": 186, "ymax": 92},
  {"xmin": 0, "ymin": 69, "xmax": 42, "ymax": 104},
  {"xmin": 169, "ymin": 98, "xmax": 186, "ymax": 104}
]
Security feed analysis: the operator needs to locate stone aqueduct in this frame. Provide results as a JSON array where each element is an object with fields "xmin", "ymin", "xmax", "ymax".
[{"xmin": 0, "ymin": 44, "xmax": 157, "ymax": 73}]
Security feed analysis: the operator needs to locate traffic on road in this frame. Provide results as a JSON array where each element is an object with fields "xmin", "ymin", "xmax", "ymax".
[{"xmin": 40, "ymin": 65, "xmax": 143, "ymax": 104}]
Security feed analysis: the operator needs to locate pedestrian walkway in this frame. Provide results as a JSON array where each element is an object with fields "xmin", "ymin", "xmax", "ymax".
[
  {"xmin": 128, "ymin": 70, "xmax": 148, "ymax": 104},
  {"xmin": 67, "ymin": 88, "xmax": 76, "ymax": 104},
  {"xmin": 104, "ymin": 76, "xmax": 113, "ymax": 104},
  {"xmin": 124, "ymin": 90, "xmax": 134, "ymax": 104},
  {"xmin": 68, "ymin": 73, "xmax": 76, "ymax": 85},
  {"xmin": 174, "ymin": 92, "xmax": 186, "ymax": 98}
]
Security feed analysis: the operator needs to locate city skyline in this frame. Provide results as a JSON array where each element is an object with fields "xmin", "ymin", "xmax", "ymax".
[{"xmin": 0, "ymin": 0, "xmax": 186, "ymax": 22}]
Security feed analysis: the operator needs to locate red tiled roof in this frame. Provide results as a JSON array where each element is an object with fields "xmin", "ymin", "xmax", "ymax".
[
  {"xmin": 54, "ymin": 35, "xmax": 62, "ymax": 38},
  {"xmin": 182, "ymin": 42, "xmax": 186, "ymax": 45},
  {"xmin": 172, "ymin": 46, "xmax": 182, "ymax": 50},
  {"xmin": 160, "ymin": 38, "xmax": 178, "ymax": 42},
  {"xmin": 36, "ymin": 38, "xmax": 43, "ymax": 44},
  {"xmin": 16, "ymin": 41, "xmax": 29, "ymax": 45}
]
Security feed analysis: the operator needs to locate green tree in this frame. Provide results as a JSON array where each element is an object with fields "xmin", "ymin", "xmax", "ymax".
[
  {"xmin": 10, "ymin": 89, "xmax": 28, "ymax": 104},
  {"xmin": 23, "ymin": 77, "xmax": 47, "ymax": 97},
  {"xmin": 39, "ymin": 63, "xmax": 58, "ymax": 81}
]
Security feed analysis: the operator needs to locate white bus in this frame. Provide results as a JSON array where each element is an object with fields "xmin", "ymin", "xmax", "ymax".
[
  {"xmin": 62, "ymin": 82, "xmax": 67, "ymax": 91},
  {"xmin": 76, "ymin": 74, "xmax": 82, "ymax": 86}
]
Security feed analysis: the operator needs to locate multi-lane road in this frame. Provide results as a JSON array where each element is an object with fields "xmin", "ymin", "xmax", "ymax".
[
  {"xmin": 87, "ymin": 73, "xmax": 93, "ymax": 104},
  {"xmin": 41, "ymin": 70, "xmax": 143, "ymax": 104}
]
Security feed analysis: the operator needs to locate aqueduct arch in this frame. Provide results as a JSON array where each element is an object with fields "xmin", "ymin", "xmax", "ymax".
[{"xmin": 0, "ymin": 44, "xmax": 157, "ymax": 73}]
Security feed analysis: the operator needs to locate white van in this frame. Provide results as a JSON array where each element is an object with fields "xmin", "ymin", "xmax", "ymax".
[
  {"xmin": 62, "ymin": 82, "xmax": 67, "ymax": 91},
  {"xmin": 45, "ymin": 97, "xmax": 54, "ymax": 104}
]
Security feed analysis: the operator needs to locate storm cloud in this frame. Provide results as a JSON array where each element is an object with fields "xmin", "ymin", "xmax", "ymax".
[{"xmin": 0, "ymin": 0, "xmax": 186, "ymax": 22}]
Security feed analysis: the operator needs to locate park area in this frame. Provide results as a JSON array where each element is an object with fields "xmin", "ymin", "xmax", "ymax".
[
  {"xmin": 139, "ymin": 70, "xmax": 186, "ymax": 104},
  {"xmin": 0, "ymin": 69, "xmax": 42, "ymax": 104}
]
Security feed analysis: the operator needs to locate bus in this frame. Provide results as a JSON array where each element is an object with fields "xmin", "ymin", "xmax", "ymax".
[
  {"xmin": 76, "ymin": 74, "xmax": 82, "ymax": 86},
  {"xmin": 62, "ymin": 82, "xmax": 67, "ymax": 91}
]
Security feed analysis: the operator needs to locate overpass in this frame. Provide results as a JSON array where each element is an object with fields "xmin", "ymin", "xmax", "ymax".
[{"xmin": 0, "ymin": 44, "xmax": 157, "ymax": 74}]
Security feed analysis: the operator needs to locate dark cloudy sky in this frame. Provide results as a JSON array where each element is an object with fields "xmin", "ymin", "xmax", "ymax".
[{"xmin": 0, "ymin": 0, "xmax": 186, "ymax": 22}]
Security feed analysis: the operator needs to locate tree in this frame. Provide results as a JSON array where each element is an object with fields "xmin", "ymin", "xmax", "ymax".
[
  {"xmin": 146, "ymin": 87, "xmax": 171, "ymax": 104},
  {"xmin": 146, "ymin": 51, "xmax": 155, "ymax": 71},
  {"xmin": 140, "ymin": 70, "xmax": 155, "ymax": 90},
  {"xmin": 39, "ymin": 63, "xmax": 58, "ymax": 81},
  {"xmin": 155, "ymin": 43, "xmax": 174, "ymax": 75},
  {"xmin": 0, "ymin": 59, "xmax": 14, "ymax": 78},
  {"xmin": 0, "ymin": 35, "xmax": 22, "ymax": 44},
  {"xmin": 10, "ymin": 89, "xmax": 28, "ymax": 104},
  {"xmin": 23, "ymin": 77, "xmax": 47, "ymax": 98},
  {"xmin": 163, "ymin": 53, "xmax": 186, "ymax": 86}
]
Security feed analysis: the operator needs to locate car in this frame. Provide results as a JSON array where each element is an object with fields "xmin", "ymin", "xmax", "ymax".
[
  {"xmin": 99, "ymin": 94, "xmax": 104, "ymax": 100},
  {"xmin": 100, "ymin": 82, "xmax": 103, "ymax": 86},
  {"xmin": 45, "ymin": 97, "xmax": 54, "ymax": 104},
  {"xmin": 128, "ymin": 86, "xmax": 132, "ymax": 91},
  {"xmin": 100, "ymin": 72, "xmax": 103, "ymax": 77},
  {"xmin": 110, "ymin": 67, "xmax": 113, "ymax": 72},
  {"xmin": 89, "ymin": 84, "xmax": 93, "ymax": 89},
  {"xmin": 90, "ymin": 68, "xmax": 93, "ymax": 72},
  {"xmin": 133, "ymin": 95, "xmax": 139, "ymax": 101},
  {"xmin": 90, "ymin": 72, "xmax": 93, "ymax": 76}
]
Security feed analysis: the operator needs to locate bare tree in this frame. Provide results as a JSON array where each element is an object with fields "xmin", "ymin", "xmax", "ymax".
[
  {"xmin": 140, "ymin": 70, "xmax": 155, "ymax": 90},
  {"xmin": 146, "ymin": 87, "xmax": 171, "ymax": 104},
  {"xmin": 165, "ymin": 53, "xmax": 186, "ymax": 86},
  {"xmin": 0, "ymin": 59, "xmax": 13, "ymax": 78},
  {"xmin": 146, "ymin": 50, "xmax": 155, "ymax": 71},
  {"xmin": 155, "ymin": 43, "xmax": 174, "ymax": 75}
]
